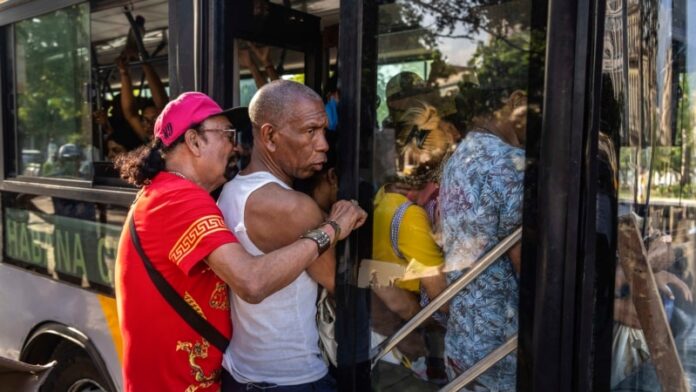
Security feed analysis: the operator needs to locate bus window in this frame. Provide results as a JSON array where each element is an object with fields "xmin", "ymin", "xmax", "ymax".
[
  {"xmin": 605, "ymin": 0, "xmax": 696, "ymax": 390},
  {"xmin": 10, "ymin": 1, "xmax": 169, "ymax": 182},
  {"xmin": 14, "ymin": 4, "xmax": 91, "ymax": 180},
  {"xmin": 359, "ymin": 1, "xmax": 533, "ymax": 390},
  {"xmin": 91, "ymin": 1, "xmax": 169, "ymax": 167}
]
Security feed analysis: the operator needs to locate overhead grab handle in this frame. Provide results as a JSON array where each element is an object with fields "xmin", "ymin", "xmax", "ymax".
[{"xmin": 123, "ymin": 6, "xmax": 149, "ymax": 61}]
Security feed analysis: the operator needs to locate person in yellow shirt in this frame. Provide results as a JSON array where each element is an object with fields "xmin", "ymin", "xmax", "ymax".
[
  {"xmin": 372, "ymin": 183, "xmax": 445, "ymax": 297},
  {"xmin": 372, "ymin": 101, "xmax": 456, "ymax": 315},
  {"xmin": 370, "ymin": 102, "xmax": 458, "ymax": 384}
]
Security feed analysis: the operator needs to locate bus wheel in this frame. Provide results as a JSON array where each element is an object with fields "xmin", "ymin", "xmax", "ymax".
[{"xmin": 40, "ymin": 342, "xmax": 109, "ymax": 392}]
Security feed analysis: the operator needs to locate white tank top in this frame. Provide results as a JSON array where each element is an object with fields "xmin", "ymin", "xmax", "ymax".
[{"xmin": 217, "ymin": 171, "xmax": 327, "ymax": 385}]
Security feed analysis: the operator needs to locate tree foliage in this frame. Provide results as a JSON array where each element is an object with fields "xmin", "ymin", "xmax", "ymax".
[
  {"xmin": 452, "ymin": 31, "xmax": 532, "ymax": 129},
  {"xmin": 400, "ymin": 0, "xmax": 531, "ymax": 47},
  {"xmin": 15, "ymin": 4, "xmax": 90, "ymax": 152}
]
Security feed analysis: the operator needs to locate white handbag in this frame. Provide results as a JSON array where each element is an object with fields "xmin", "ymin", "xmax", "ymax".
[{"xmin": 317, "ymin": 287, "xmax": 338, "ymax": 366}]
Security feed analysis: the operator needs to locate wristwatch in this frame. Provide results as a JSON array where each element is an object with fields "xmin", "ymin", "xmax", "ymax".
[
  {"xmin": 301, "ymin": 228, "xmax": 331, "ymax": 255},
  {"xmin": 321, "ymin": 220, "xmax": 341, "ymax": 245}
]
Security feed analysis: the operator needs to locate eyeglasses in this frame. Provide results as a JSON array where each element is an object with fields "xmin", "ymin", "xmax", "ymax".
[
  {"xmin": 406, "ymin": 125, "xmax": 430, "ymax": 148},
  {"xmin": 200, "ymin": 127, "xmax": 239, "ymax": 146}
]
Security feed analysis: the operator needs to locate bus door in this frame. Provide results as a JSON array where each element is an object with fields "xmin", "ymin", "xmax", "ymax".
[
  {"xmin": 333, "ymin": 0, "xmax": 613, "ymax": 391},
  {"xmin": 339, "ymin": 1, "xmax": 539, "ymax": 390}
]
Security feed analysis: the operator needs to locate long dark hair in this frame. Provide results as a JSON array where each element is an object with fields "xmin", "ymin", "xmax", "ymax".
[{"xmin": 114, "ymin": 133, "xmax": 187, "ymax": 187}]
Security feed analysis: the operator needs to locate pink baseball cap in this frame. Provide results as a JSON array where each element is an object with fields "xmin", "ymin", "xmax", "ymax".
[{"xmin": 154, "ymin": 92, "xmax": 248, "ymax": 146}]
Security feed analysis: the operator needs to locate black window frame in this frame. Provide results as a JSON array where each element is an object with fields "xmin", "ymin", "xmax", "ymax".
[
  {"xmin": 335, "ymin": 0, "xmax": 612, "ymax": 391},
  {"xmin": 4, "ymin": 1, "xmax": 99, "ymax": 187},
  {"xmin": 0, "ymin": 0, "xmax": 191, "ymax": 207}
]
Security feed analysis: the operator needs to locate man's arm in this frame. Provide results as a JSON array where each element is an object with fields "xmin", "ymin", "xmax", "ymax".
[
  {"xmin": 206, "ymin": 239, "xmax": 318, "ymax": 304},
  {"xmin": 142, "ymin": 63, "xmax": 168, "ymax": 111},
  {"xmin": 117, "ymin": 57, "xmax": 146, "ymax": 140},
  {"xmin": 245, "ymin": 185, "xmax": 336, "ymax": 293},
  {"xmin": 208, "ymin": 199, "xmax": 365, "ymax": 303},
  {"xmin": 239, "ymin": 48, "xmax": 268, "ymax": 89},
  {"xmin": 250, "ymin": 44, "xmax": 279, "ymax": 81}
]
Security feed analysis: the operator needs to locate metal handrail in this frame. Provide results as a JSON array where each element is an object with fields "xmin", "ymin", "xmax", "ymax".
[
  {"xmin": 370, "ymin": 227, "xmax": 522, "ymax": 365},
  {"xmin": 439, "ymin": 335, "xmax": 518, "ymax": 392}
]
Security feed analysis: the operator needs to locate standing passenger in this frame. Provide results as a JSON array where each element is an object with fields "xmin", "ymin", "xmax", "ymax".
[
  {"xmin": 439, "ymin": 86, "xmax": 528, "ymax": 390},
  {"xmin": 114, "ymin": 91, "xmax": 366, "ymax": 392},
  {"xmin": 116, "ymin": 54, "xmax": 169, "ymax": 144},
  {"xmin": 217, "ymin": 80, "xmax": 339, "ymax": 391}
]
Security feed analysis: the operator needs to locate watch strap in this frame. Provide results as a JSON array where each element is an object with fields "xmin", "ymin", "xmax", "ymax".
[
  {"xmin": 322, "ymin": 220, "xmax": 341, "ymax": 244},
  {"xmin": 301, "ymin": 228, "xmax": 331, "ymax": 255}
]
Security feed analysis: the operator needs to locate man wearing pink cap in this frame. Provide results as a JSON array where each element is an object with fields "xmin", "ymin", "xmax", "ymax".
[{"xmin": 114, "ymin": 91, "xmax": 366, "ymax": 392}]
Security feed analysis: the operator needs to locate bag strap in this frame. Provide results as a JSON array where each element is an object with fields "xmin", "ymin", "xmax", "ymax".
[
  {"xmin": 390, "ymin": 201, "xmax": 413, "ymax": 259},
  {"xmin": 128, "ymin": 214, "xmax": 229, "ymax": 353}
]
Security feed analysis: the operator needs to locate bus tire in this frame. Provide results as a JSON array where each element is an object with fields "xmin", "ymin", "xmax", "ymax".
[{"xmin": 40, "ymin": 341, "xmax": 109, "ymax": 392}]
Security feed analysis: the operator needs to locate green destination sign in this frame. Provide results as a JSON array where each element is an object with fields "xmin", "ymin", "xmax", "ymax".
[{"xmin": 4, "ymin": 207, "xmax": 122, "ymax": 288}]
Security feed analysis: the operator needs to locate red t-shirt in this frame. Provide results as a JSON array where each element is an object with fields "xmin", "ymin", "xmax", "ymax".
[{"xmin": 116, "ymin": 172, "xmax": 237, "ymax": 392}]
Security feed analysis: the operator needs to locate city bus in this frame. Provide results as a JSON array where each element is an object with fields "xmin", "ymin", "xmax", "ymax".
[{"xmin": 0, "ymin": 0, "xmax": 695, "ymax": 391}]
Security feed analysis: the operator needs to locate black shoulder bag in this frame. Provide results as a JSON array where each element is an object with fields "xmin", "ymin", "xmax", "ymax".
[{"xmin": 128, "ymin": 214, "xmax": 229, "ymax": 353}]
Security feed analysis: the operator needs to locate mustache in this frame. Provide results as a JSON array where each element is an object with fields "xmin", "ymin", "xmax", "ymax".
[{"xmin": 223, "ymin": 155, "xmax": 239, "ymax": 181}]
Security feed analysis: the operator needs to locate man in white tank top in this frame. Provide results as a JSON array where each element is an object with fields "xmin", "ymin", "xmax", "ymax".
[{"xmin": 218, "ymin": 80, "xmax": 341, "ymax": 391}]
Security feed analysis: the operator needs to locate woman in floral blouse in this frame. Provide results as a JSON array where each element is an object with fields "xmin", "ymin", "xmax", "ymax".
[{"xmin": 439, "ymin": 86, "xmax": 528, "ymax": 390}]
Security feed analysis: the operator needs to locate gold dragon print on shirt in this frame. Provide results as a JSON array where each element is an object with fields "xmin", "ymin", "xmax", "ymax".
[
  {"xmin": 209, "ymin": 282, "xmax": 229, "ymax": 310},
  {"xmin": 176, "ymin": 339, "xmax": 220, "ymax": 392}
]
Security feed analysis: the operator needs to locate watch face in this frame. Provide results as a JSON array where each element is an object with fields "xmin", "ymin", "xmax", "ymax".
[
  {"xmin": 314, "ymin": 229, "xmax": 331, "ymax": 247},
  {"xmin": 304, "ymin": 229, "xmax": 331, "ymax": 253}
]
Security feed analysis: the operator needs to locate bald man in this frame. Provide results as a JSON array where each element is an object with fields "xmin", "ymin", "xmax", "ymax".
[{"xmin": 217, "ymin": 80, "xmax": 338, "ymax": 391}]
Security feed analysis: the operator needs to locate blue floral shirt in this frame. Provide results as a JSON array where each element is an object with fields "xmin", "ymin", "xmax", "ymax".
[{"xmin": 440, "ymin": 131, "xmax": 525, "ymax": 391}]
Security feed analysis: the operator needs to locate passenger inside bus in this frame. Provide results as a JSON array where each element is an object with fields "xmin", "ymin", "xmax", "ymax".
[
  {"xmin": 365, "ymin": 101, "xmax": 457, "ymax": 384},
  {"xmin": 439, "ymin": 72, "xmax": 528, "ymax": 389},
  {"xmin": 373, "ymin": 72, "xmax": 432, "ymax": 187},
  {"xmin": 90, "ymin": 8, "xmax": 170, "ymax": 164},
  {"xmin": 324, "ymin": 73, "xmax": 339, "ymax": 132},
  {"xmin": 116, "ymin": 53, "xmax": 168, "ymax": 146}
]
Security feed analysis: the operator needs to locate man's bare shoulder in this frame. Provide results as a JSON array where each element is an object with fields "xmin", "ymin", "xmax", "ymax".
[
  {"xmin": 245, "ymin": 182, "xmax": 324, "ymax": 252},
  {"xmin": 249, "ymin": 182, "xmax": 319, "ymax": 215}
]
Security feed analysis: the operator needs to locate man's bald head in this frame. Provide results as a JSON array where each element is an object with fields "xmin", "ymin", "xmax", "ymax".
[{"xmin": 249, "ymin": 80, "xmax": 323, "ymax": 133}]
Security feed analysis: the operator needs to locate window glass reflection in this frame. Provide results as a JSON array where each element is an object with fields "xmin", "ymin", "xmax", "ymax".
[
  {"xmin": 13, "ymin": 1, "xmax": 170, "ymax": 178},
  {"xmin": 92, "ymin": 1, "xmax": 170, "ymax": 165},
  {"xmin": 605, "ymin": 0, "xmax": 696, "ymax": 390},
  {"xmin": 362, "ymin": 1, "xmax": 533, "ymax": 389},
  {"xmin": 15, "ymin": 4, "xmax": 92, "ymax": 179}
]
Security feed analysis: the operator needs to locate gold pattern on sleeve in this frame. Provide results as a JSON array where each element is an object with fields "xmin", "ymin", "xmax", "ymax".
[
  {"xmin": 184, "ymin": 291, "xmax": 207, "ymax": 319},
  {"xmin": 176, "ymin": 339, "xmax": 220, "ymax": 392},
  {"xmin": 169, "ymin": 215, "xmax": 228, "ymax": 265},
  {"xmin": 209, "ymin": 282, "xmax": 229, "ymax": 310}
]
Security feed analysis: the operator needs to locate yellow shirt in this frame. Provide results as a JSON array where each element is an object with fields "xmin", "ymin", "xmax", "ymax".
[{"xmin": 372, "ymin": 186, "xmax": 444, "ymax": 292}]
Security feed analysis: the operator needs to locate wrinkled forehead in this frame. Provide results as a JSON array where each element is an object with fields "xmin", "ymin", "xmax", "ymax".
[{"xmin": 289, "ymin": 96, "xmax": 327, "ymax": 122}]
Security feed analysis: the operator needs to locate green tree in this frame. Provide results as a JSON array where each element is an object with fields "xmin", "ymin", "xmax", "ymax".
[
  {"xmin": 452, "ymin": 31, "xmax": 534, "ymax": 129},
  {"xmin": 15, "ymin": 4, "xmax": 90, "ymax": 159}
]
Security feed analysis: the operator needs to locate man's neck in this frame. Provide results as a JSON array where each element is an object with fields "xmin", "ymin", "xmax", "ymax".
[
  {"xmin": 165, "ymin": 161, "xmax": 211, "ymax": 191},
  {"xmin": 242, "ymin": 150, "xmax": 293, "ymax": 186}
]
